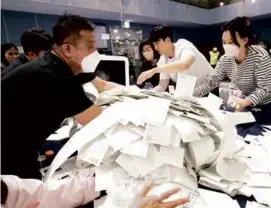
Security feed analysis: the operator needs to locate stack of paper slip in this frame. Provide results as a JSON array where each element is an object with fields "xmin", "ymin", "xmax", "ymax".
[{"xmin": 44, "ymin": 87, "xmax": 240, "ymax": 207}]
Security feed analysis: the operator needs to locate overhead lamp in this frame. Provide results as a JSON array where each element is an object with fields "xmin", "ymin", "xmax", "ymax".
[
  {"xmin": 113, "ymin": 29, "xmax": 118, "ymax": 33},
  {"xmin": 220, "ymin": 2, "xmax": 224, "ymax": 6},
  {"xmin": 251, "ymin": 0, "xmax": 256, "ymax": 3}
]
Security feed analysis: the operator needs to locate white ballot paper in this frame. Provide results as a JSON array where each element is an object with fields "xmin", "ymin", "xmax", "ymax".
[
  {"xmin": 252, "ymin": 187, "xmax": 271, "ymax": 207},
  {"xmin": 188, "ymin": 135, "xmax": 215, "ymax": 169},
  {"xmin": 246, "ymin": 201, "xmax": 269, "ymax": 208},
  {"xmin": 120, "ymin": 140, "xmax": 149, "ymax": 158},
  {"xmin": 224, "ymin": 112, "xmax": 256, "ymax": 125},
  {"xmin": 216, "ymin": 158, "xmax": 250, "ymax": 182},
  {"xmin": 106, "ymin": 124, "xmax": 141, "ymax": 151},
  {"xmin": 116, "ymin": 153, "xmax": 140, "ymax": 178},
  {"xmin": 158, "ymin": 146, "xmax": 185, "ymax": 168},
  {"xmin": 132, "ymin": 145, "xmax": 163, "ymax": 177},
  {"xmin": 144, "ymin": 124, "xmax": 172, "ymax": 146},
  {"xmin": 45, "ymin": 103, "xmax": 121, "ymax": 181},
  {"xmin": 78, "ymin": 134, "xmax": 109, "ymax": 166},
  {"xmin": 198, "ymin": 189, "xmax": 240, "ymax": 208},
  {"xmin": 145, "ymin": 97, "xmax": 171, "ymax": 126},
  {"xmin": 174, "ymin": 74, "xmax": 197, "ymax": 98}
]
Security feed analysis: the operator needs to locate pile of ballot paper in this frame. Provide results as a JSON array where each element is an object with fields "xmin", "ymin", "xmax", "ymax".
[{"xmin": 44, "ymin": 87, "xmax": 270, "ymax": 207}]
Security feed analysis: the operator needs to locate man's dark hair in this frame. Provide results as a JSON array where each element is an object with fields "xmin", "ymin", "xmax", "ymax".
[
  {"xmin": 53, "ymin": 14, "xmax": 95, "ymax": 45},
  {"xmin": 20, "ymin": 28, "xmax": 53, "ymax": 55},
  {"xmin": 221, "ymin": 16, "xmax": 256, "ymax": 46},
  {"xmin": 139, "ymin": 39, "xmax": 160, "ymax": 61},
  {"xmin": 150, "ymin": 25, "xmax": 173, "ymax": 43}
]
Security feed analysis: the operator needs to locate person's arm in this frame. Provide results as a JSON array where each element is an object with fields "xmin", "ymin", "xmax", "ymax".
[
  {"xmin": 153, "ymin": 79, "xmax": 170, "ymax": 92},
  {"xmin": 153, "ymin": 55, "xmax": 195, "ymax": 74},
  {"xmin": 137, "ymin": 47, "xmax": 195, "ymax": 85},
  {"xmin": 1, "ymin": 175, "xmax": 96, "ymax": 208},
  {"xmin": 91, "ymin": 77, "xmax": 123, "ymax": 93},
  {"xmin": 246, "ymin": 53, "xmax": 271, "ymax": 106},
  {"xmin": 193, "ymin": 59, "xmax": 227, "ymax": 97},
  {"xmin": 73, "ymin": 104, "xmax": 101, "ymax": 125}
]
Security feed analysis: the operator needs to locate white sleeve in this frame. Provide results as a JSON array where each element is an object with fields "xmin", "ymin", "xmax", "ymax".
[
  {"xmin": 157, "ymin": 56, "xmax": 170, "ymax": 81},
  {"xmin": 2, "ymin": 175, "xmax": 96, "ymax": 208}
]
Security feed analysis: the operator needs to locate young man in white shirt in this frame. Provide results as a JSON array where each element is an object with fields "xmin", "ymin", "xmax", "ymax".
[{"xmin": 137, "ymin": 26, "xmax": 213, "ymax": 92}]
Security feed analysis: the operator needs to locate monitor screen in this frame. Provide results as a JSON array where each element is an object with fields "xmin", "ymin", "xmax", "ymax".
[{"xmin": 95, "ymin": 60, "xmax": 127, "ymax": 86}]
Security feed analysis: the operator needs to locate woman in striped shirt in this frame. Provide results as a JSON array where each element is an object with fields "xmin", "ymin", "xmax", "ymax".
[{"xmin": 194, "ymin": 17, "xmax": 271, "ymax": 124}]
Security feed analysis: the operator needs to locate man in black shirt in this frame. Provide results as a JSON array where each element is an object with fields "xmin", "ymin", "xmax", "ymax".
[
  {"xmin": 1, "ymin": 14, "xmax": 118, "ymax": 179},
  {"xmin": 1, "ymin": 28, "xmax": 53, "ymax": 77}
]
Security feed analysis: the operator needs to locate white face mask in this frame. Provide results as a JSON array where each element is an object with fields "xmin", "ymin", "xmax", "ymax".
[
  {"xmin": 143, "ymin": 51, "xmax": 154, "ymax": 61},
  {"xmin": 81, "ymin": 50, "xmax": 101, "ymax": 73},
  {"xmin": 223, "ymin": 44, "xmax": 240, "ymax": 58}
]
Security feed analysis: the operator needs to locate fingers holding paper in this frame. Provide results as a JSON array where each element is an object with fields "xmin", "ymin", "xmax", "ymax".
[{"xmin": 137, "ymin": 183, "xmax": 189, "ymax": 208}]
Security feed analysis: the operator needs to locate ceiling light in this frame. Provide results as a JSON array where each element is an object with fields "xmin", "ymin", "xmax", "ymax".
[
  {"xmin": 251, "ymin": 0, "xmax": 256, "ymax": 3},
  {"xmin": 116, "ymin": 36, "xmax": 120, "ymax": 39},
  {"xmin": 220, "ymin": 2, "xmax": 224, "ymax": 6},
  {"xmin": 113, "ymin": 29, "xmax": 118, "ymax": 33}
]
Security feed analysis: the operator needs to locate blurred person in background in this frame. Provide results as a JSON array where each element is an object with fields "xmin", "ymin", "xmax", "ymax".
[
  {"xmin": 1, "ymin": 28, "xmax": 53, "ymax": 77},
  {"xmin": 194, "ymin": 17, "xmax": 271, "ymax": 134},
  {"xmin": 1, "ymin": 43, "xmax": 18, "ymax": 70},
  {"xmin": 137, "ymin": 26, "xmax": 213, "ymax": 93},
  {"xmin": 138, "ymin": 39, "xmax": 160, "ymax": 89}
]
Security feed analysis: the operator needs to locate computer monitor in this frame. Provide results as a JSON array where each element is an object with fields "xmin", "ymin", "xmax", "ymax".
[{"xmin": 95, "ymin": 55, "xmax": 130, "ymax": 86}]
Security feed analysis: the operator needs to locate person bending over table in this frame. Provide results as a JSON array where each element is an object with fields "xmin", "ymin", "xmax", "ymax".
[
  {"xmin": 137, "ymin": 25, "xmax": 213, "ymax": 92},
  {"xmin": 194, "ymin": 17, "xmax": 271, "ymax": 125},
  {"xmin": 1, "ymin": 14, "xmax": 120, "ymax": 179}
]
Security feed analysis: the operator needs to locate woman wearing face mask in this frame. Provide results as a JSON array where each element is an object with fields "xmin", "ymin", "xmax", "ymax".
[
  {"xmin": 138, "ymin": 39, "xmax": 160, "ymax": 89},
  {"xmin": 1, "ymin": 43, "xmax": 19, "ymax": 70},
  {"xmin": 194, "ymin": 17, "xmax": 271, "ymax": 126}
]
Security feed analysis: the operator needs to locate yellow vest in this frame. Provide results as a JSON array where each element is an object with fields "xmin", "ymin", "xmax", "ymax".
[{"xmin": 209, "ymin": 51, "xmax": 220, "ymax": 65}]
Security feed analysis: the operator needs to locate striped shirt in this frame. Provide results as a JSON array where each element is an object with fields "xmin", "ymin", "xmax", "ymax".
[{"xmin": 194, "ymin": 45, "xmax": 271, "ymax": 106}]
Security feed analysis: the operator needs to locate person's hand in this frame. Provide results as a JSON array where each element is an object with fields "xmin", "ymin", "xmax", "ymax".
[
  {"xmin": 26, "ymin": 201, "xmax": 40, "ymax": 208},
  {"xmin": 137, "ymin": 69, "xmax": 156, "ymax": 85},
  {"xmin": 227, "ymin": 97, "xmax": 252, "ymax": 112},
  {"xmin": 136, "ymin": 183, "xmax": 189, "ymax": 208}
]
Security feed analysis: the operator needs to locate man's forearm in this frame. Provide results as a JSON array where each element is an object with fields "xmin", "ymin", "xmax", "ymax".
[
  {"xmin": 104, "ymin": 81, "xmax": 123, "ymax": 91},
  {"xmin": 153, "ymin": 56, "xmax": 195, "ymax": 74},
  {"xmin": 153, "ymin": 84, "xmax": 166, "ymax": 92}
]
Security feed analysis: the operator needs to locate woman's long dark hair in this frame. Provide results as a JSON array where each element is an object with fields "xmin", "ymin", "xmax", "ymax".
[
  {"xmin": 221, "ymin": 17, "xmax": 257, "ymax": 46},
  {"xmin": 1, "ymin": 43, "xmax": 18, "ymax": 66},
  {"xmin": 139, "ymin": 39, "xmax": 160, "ymax": 61}
]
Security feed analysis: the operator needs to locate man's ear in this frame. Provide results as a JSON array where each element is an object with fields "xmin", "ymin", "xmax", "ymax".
[
  {"xmin": 26, "ymin": 52, "xmax": 37, "ymax": 61},
  {"xmin": 165, "ymin": 37, "xmax": 171, "ymax": 43},
  {"xmin": 60, "ymin": 44, "xmax": 73, "ymax": 58}
]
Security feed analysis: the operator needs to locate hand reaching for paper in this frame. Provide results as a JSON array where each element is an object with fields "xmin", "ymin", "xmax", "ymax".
[
  {"xmin": 137, "ymin": 69, "xmax": 156, "ymax": 85},
  {"xmin": 129, "ymin": 183, "xmax": 189, "ymax": 208},
  {"xmin": 227, "ymin": 97, "xmax": 252, "ymax": 112}
]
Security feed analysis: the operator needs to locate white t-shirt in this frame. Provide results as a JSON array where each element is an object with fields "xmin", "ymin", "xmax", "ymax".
[{"xmin": 157, "ymin": 39, "xmax": 213, "ymax": 86}]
